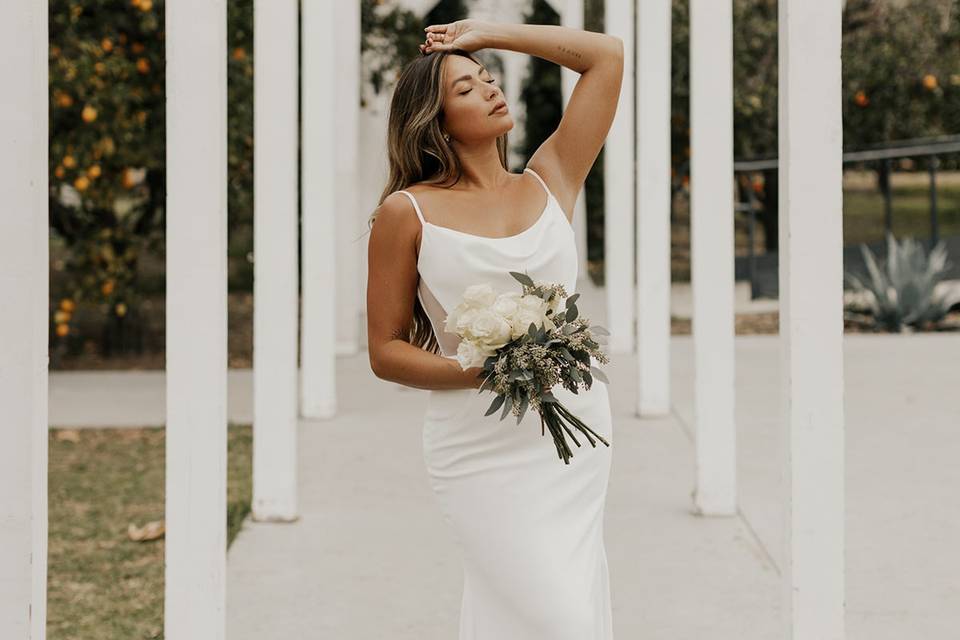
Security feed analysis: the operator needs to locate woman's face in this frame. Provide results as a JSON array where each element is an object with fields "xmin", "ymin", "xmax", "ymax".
[{"xmin": 440, "ymin": 55, "xmax": 512, "ymax": 144}]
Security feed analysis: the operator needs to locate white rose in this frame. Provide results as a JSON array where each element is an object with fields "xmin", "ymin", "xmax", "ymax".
[
  {"xmin": 462, "ymin": 283, "xmax": 498, "ymax": 309},
  {"xmin": 456, "ymin": 340, "xmax": 493, "ymax": 370},
  {"xmin": 491, "ymin": 291, "xmax": 522, "ymax": 319},
  {"xmin": 465, "ymin": 309, "xmax": 513, "ymax": 349},
  {"xmin": 519, "ymin": 293, "xmax": 547, "ymax": 312},
  {"xmin": 512, "ymin": 308, "xmax": 547, "ymax": 337}
]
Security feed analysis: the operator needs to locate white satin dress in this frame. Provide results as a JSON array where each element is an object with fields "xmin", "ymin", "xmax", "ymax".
[{"xmin": 397, "ymin": 166, "xmax": 614, "ymax": 639}]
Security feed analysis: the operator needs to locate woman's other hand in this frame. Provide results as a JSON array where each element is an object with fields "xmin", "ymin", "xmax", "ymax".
[{"xmin": 419, "ymin": 19, "xmax": 490, "ymax": 54}]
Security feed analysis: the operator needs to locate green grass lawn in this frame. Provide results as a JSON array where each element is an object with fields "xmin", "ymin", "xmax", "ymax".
[
  {"xmin": 46, "ymin": 424, "xmax": 252, "ymax": 640},
  {"xmin": 843, "ymin": 183, "xmax": 960, "ymax": 246}
]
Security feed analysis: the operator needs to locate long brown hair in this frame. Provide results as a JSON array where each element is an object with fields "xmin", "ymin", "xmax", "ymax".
[{"xmin": 368, "ymin": 49, "xmax": 510, "ymax": 354}]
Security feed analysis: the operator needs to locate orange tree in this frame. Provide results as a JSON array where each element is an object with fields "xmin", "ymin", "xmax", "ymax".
[{"xmin": 49, "ymin": 0, "xmax": 254, "ymax": 359}]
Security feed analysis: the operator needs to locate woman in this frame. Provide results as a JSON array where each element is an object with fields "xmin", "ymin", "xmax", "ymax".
[{"xmin": 366, "ymin": 18, "xmax": 623, "ymax": 639}]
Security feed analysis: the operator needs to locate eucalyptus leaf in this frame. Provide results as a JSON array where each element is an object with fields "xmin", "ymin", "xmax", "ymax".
[
  {"xmin": 500, "ymin": 393, "xmax": 514, "ymax": 420},
  {"xmin": 484, "ymin": 394, "xmax": 505, "ymax": 416},
  {"xmin": 590, "ymin": 366, "xmax": 609, "ymax": 384},
  {"xmin": 565, "ymin": 293, "xmax": 580, "ymax": 308},
  {"xmin": 510, "ymin": 271, "xmax": 534, "ymax": 287}
]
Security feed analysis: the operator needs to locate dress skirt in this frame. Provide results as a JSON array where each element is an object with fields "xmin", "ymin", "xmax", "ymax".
[{"xmin": 422, "ymin": 380, "xmax": 614, "ymax": 640}]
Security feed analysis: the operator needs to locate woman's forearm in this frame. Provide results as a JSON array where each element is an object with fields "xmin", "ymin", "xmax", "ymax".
[
  {"xmin": 480, "ymin": 22, "xmax": 620, "ymax": 74},
  {"xmin": 372, "ymin": 338, "xmax": 485, "ymax": 391}
]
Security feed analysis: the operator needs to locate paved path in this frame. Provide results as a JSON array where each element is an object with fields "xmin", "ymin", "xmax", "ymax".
[{"xmin": 44, "ymin": 282, "xmax": 959, "ymax": 637}]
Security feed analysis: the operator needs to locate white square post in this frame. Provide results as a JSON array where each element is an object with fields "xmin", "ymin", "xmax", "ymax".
[
  {"xmin": 635, "ymin": 0, "xmax": 672, "ymax": 415},
  {"xmin": 603, "ymin": 0, "xmax": 636, "ymax": 355},
  {"xmin": 164, "ymin": 0, "xmax": 229, "ymax": 636},
  {"xmin": 778, "ymin": 0, "xmax": 846, "ymax": 636},
  {"xmin": 0, "ymin": 0, "xmax": 49, "ymax": 635},
  {"xmin": 690, "ymin": 0, "xmax": 736, "ymax": 514},
  {"xmin": 253, "ymin": 0, "xmax": 300, "ymax": 521}
]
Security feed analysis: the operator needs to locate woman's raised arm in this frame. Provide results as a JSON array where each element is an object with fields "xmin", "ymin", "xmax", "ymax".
[{"xmin": 425, "ymin": 21, "xmax": 624, "ymax": 216}]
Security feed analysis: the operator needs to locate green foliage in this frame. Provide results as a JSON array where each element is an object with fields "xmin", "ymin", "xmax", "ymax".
[
  {"xmin": 49, "ymin": 0, "xmax": 256, "ymax": 356},
  {"xmin": 843, "ymin": 0, "xmax": 960, "ymax": 151},
  {"xmin": 844, "ymin": 231, "xmax": 960, "ymax": 331}
]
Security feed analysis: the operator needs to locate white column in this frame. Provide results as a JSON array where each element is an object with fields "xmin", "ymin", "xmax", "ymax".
[
  {"xmin": 335, "ymin": 0, "xmax": 362, "ymax": 355},
  {"xmin": 300, "ymin": 0, "xmax": 338, "ymax": 419},
  {"xmin": 603, "ymin": 0, "xmax": 635, "ymax": 354},
  {"xmin": 253, "ymin": 0, "xmax": 299, "ymax": 521},
  {"xmin": 779, "ymin": 0, "xmax": 846, "ymax": 636},
  {"xmin": 165, "ymin": 1, "xmax": 229, "ymax": 636},
  {"xmin": 0, "ymin": 1, "xmax": 48, "ymax": 635},
  {"xmin": 559, "ymin": 0, "xmax": 589, "ymax": 282},
  {"xmin": 635, "ymin": 0, "xmax": 672, "ymax": 416},
  {"xmin": 689, "ymin": 0, "xmax": 736, "ymax": 515}
]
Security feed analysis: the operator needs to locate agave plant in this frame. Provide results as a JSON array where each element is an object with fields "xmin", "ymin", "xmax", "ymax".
[{"xmin": 844, "ymin": 231, "xmax": 959, "ymax": 332}]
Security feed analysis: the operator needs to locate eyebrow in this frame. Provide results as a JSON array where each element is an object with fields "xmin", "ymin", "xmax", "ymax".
[{"xmin": 450, "ymin": 66, "xmax": 488, "ymax": 91}]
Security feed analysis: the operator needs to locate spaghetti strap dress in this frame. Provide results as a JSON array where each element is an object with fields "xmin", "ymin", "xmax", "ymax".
[{"xmin": 396, "ymin": 166, "xmax": 614, "ymax": 639}]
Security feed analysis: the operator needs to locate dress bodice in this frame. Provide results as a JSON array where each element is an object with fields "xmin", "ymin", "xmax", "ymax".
[{"xmin": 398, "ymin": 167, "xmax": 577, "ymax": 359}]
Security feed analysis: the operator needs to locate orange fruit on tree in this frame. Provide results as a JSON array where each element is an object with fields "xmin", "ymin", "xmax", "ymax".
[
  {"xmin": 54, "ymin": 166, "xmax": 66, "ymax": 179},
  {"xmin": 55, "ymin": 323, "xmax": 70, "ymax": 337},
  {"xmin": 62, "ymin": 154, "xmax": 77, "ymax": 168},
  {"xmin": 101, "ymin": 37, "xmax": 113, "ymax": 53},
  {"xmin": 54, "ymin": 310, "xmax": 71, "ymax": 324},
  {"xmin": 59, "ymin": 298, "xmax": 75, "ymax": 312},
  {"xmin": 87, "ymin": 165, "xmax": 102, "ymax": 179},
  {"xmin": 115, "ymin": 302, "xmax": 128, "ymax": 317},
  {"xmin": 122, "ymin": 167, "xmax": 137, "ymax": 189},
  {"xmin": 74, "ymin": 176, "xmax": 90, "ymax": 191},
  {"xmin": 140, "ymin": 0, "xmax": 153, "ymax": 10},
  {"xmin": 131, "ymin": 42, "xmax": 145, "ymax": 54},
  {"xmin": 101, "ymin": 280, "xmax": 115, "ymax": 296},
  {"xmin": 82, "ymin": 105, "xmax": 98, "ymax": 123},
  {"xmin": 136, "ymin": 58, "xmax": 150, "ymax": 74},
  {"xmin": 922, "ymin": 74, "xmax": 938, "ymax": 90},
  {"xmin": 232, "ymin": 47, "xmax": 247, "ymax": 61},
  {"xmin": 854, "ymin": 90, "xmax": 869, "ymax": 107},
  {"xmin": 56, "ymin": 92, "xmax": 73, "ymax": 108}
]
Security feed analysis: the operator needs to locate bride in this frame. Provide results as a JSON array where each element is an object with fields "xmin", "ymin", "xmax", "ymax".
[{"xmin": 366, "ymin": 18, "xmax": 623, "ymax": 639}]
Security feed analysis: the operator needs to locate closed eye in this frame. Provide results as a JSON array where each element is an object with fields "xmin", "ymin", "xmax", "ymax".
[{"xmin": 459, "ymin": 78, "xmax": 497, "ymax": 95}]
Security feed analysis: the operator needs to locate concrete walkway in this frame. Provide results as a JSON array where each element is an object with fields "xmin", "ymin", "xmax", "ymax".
[{"xmin": 45, "ymin": 283, "xmax": 959, "ymax": 637}]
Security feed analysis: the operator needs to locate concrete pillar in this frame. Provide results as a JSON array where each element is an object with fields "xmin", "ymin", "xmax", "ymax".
[
  {"xmin": 300, "ymin": 0, "xmax": 339, "ymax": 419},
  {"xmin": 335, "ymin": 0, "xmax": 363, "ymax": 355},
  {"xmin": 690, "ymin": 0, "xmax": 736, "ymax": 515},
  {"xmin": 253, "ymin": 0, "xmax": 299, "ymax": 521},
  {"xmin": 603, "ymin": 0, "xmax": 635, "ymax": 355},
  {"xmin": 635, "ymin": 0, "xmax": 672, "ymax": 416},
  {"xmin": 0, "ymin": 0, "xmax": 49, "ymax": 635},
  {"xmin": 558, "ymin": 0, "xmax": 589, "ymax": 282},
  {"xmin": 778, "ymin": 0, "xmax": 846, "ymax": 636},
  {"xmin": 164, "ymin": 1, "xmax": 229, "ymax": 635}
]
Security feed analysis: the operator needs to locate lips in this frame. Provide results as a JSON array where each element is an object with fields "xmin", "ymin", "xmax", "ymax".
[{"xmin": 490, "ymin": 100, "xmax": 507, "ymax": 115}]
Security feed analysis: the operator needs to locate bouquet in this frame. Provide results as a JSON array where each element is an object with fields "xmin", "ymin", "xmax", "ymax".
[{"xmin": 444, "ymin": 271, "xmax": 611, "ymax": 465}]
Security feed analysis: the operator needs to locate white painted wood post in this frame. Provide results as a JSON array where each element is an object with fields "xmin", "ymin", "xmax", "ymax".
[
  {"xmin": 689, "ymin": 0, "xmax": 736, "ymax": 515},
  {"xmin": 603, "ymin": 0, "xmax": 635, "ymax": 355},
  {"xmin": 253, "ymin": 0, "xmax": 299, "ymax": 521},
  {"xmin": 0, "ymin": 0, "xmax": 48, "ymax": 635},
  {"xmin": 164, "ymin": 1, "xmax": 229, "ymax": 636},
  {"xmin": 334, "ymin": 0, "xmax": 362, "ymax": 356},
  {"xmin": 635, "ymin": 0, "xmax": 672, "ymax": 416},
  {"xmin": 558, "ymin": 0, "xmax": 589, "ymax": 282},
  {"xmin": 300, "ymin": 0, "xmax": 339, "ymax": 419},
  {"xmin": 778, "ymin": 0, "xmax": 846, "ymax": 636}
]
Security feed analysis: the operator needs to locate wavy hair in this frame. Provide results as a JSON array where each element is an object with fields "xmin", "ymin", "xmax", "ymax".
[{"xmin": 368, "ymin": 48, "xmax": 510, "ymax": 354}]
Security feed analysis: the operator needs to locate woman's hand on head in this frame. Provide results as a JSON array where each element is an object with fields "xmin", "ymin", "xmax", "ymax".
[{"xmin": 419, "ymin": 19, "xmax": 490, "ymax": 54}]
